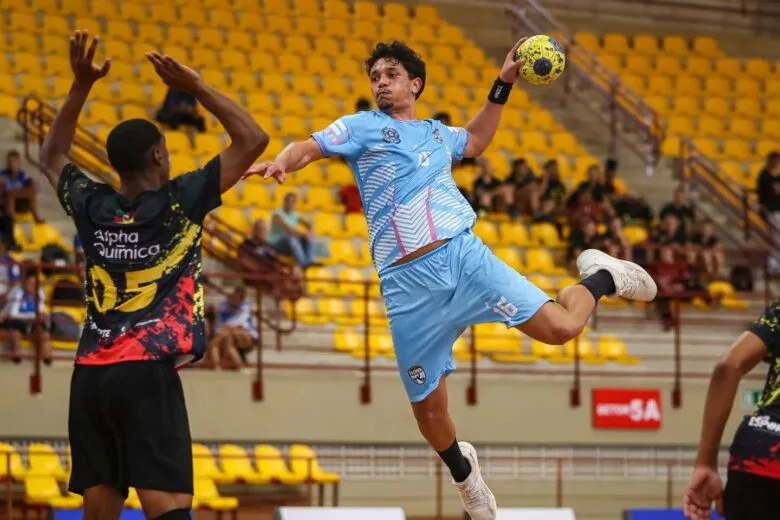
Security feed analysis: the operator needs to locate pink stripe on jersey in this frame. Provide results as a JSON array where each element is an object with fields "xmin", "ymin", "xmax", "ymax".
[
  {"xmin": 390, "ymin": 189, "xmax": 407, "ymax": 256},
  {"xmin": 425, "ymin": 186, "xmax": 438, "ymax": 241}
]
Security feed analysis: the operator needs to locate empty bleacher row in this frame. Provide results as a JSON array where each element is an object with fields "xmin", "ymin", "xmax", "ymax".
[
  {"xmin": 0, "ymin": 441, "xmax": 338, "ymax": 512},
  {"xmin": 572, "ymin": 31, "xmax": 780, "ymax": 188}
]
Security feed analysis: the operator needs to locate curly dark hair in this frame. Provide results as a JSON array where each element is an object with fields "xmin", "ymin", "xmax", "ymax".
[{"xmin": 365, "ymin": 41, "xmax": 426, "ymax": 99}]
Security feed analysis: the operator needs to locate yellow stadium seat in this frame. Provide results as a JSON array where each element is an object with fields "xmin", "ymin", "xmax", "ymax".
[
  {"xmin": 667, "ymin": 116, "xmax": 694, "ymax": 136},
  {"xmin": 673, "ymin": 96, "xmax": 700, "ymax": 117},
  {"xmin": 218, "ymin": 444, "xmax": 268, "ymax": 485},
  {"xmin": 305, "ymin": 267, "xmax": 337, "ymax": 297},
  {"xmin": 530, "ymin": 222, "xmax": 561, "ymax": 247},
  {"xmin": 383, "ymin": 2, "xmax": 411, "ymax": 22},
  {"xmin": 475, "ymin": 322, "xmax": 521, "ymax": 355},
  {"xmin": 30, "ymin": 223, "xmax": 65, "ymax": 251},
  {"xmin": 25, "ymin": 475, "xmax": 82, "ymax": 509},
  {"xmin": 623, "ymin": 225, "xmax": 649, "ymax": 245},
  {"xmin": 735, "ymin": 97, "xmax": 761, "ymax": 118},
  {"xmin": 149, "ymin": 5, "xmax": 176, "ymax": 22},
  {"xmin": 473, "ymin": 221, "xmax": 499, "ymax": 245},
  {"xmin": 693, "ymin": 36, "xmax": 722, "ymax": 57},
  {"xmin": 431, "ymin": 45, "xmax": 458, "ymax": 64},
  {"xmin": 632, "ymin": 34, "xmax": 659, "ymax": 55},
  {"xmin": 17, "ymin": 75, "xmax": 48, "ymax": 98},
  {"xmin": 327, "ymin": 239, "xmax": 358, "ymax": 266},
  {"xmin": 266, "ymin": 14, "xmax": 294, "ymax": 35},
  {"xmin": 167, "ymin": 26, "xmax": 195, "ymax": 48},
  {"xmin": 526, "ymin": 248, "xmax": 565, "ymax": 275},
  {"xmin": 662, "ymin": 35, "xmax": 689, "ymax": 56},
  {"xmin": 194, "ymin": 477, "xmax": 239, "ymax": 511},
  {"xmin": 499, "ymin": 221, "xmax": 531, "ymax": 246},
  {"xmin": 573, "ymin": 32, "xmax": 599, "ymax": 52},
  {"xmin": 767, "ymin": 100, "xmax": 780, "ymax": 118},
  {"xmin": 288, "ymin": 444, "xmax": 339, "ymax": 484},
  {"xmin": 704, "ymin": 76, "xmax": 731, "ymax": 98},
  {"xmin": 286, "ymin": 35, "xmax": 311, "ymax": 55},
  {"xmin": 692, "ymin": 137, "xmax": 721, "ymax": 159},
  {"xmin": 381, "ymin": 22, "xmax": 409, "ymax": 41},
  {"xmin": 42, "ymin": 15, "xmax": 71, "ymax": 37},
  {"xmin": 306, "ymin": 56, "xmax": 333, "ymax": 77},
  {"xmin": 413, "ymin": 3, "xmax": 441, "ymax": 23},
  {"xmin": 9, "ymin": 12, "xmax": 38, "ymax": 33},
  {"xmin": 313, "ymin": 213, "xmax": 343, "ymax": 239},
  {"xmin": 562, "ymin": 336, "xmax": 605, "ymax": 365},
  {"xmin": 520, "ymin": 131, "xmax": 548, "ymax": 154},
  {"xmin": 603, "ymin": 33, "xmax": 630, "ymax": 54},
  {"xmin": 254, "ymin": 445, "xmax": 306, "ymax": 485},
  {"xmin": 767, "ymin": 80, "xmax": 780, "ymax": 98},
  {"xmin": 735, "ymin": 78, "xmax": 760, "ymax": 98},
  {"xmin": 333, "ymin": 327, "xmax": 361, "ymax": 353},
  {"xmin": 697, "ymin": 116, "xmax": 725, "ymax": 138},
  {"xmin": 0, "ymin": 443, "xmax": 26, "ymax": 481},
  {"xmin": 715, "ymin": 58, "xmax": 742, "ymax": 78},
  {"xmin": 746, "ymin": 58, "xmax": 771, "ymax": 79},
  {"xmin": 624, "ymin": 55, "xmax": 652, "ymax": 75},
  {"xmin": 320, "ymin": 297, "xmax": 353, "ymax": 325},
  {"xmin": 410, "ymin": 25, "xmax": 439, "ymax": 46},
  {"xmin": 241, "ymin": 183, "xmax": 272, "ymax": 208},
  {"xmin": 729, "ymin": 118, "xmax": 758, "ymax": 140},
  {"xmin": 550, "ymin": 132, "xmax": 581, "ymax": 155},
  {"xmin": 10, "ymin": 32, "xmax": 39, "ymax": 54},
  {"xmin": 723, "ymin": 139, "xmax": 753, "ymax": 162},
  {"xmin": 192, "ymin": 443, "xmax": 230, "ymax": 483},
  {"xmin": 353, "ymin": 0, "xmax": 379, "ymax": 19},
  {"xmin": 136, "ymin": 24, "xmax": 164, "ymax": 46},
  {"xmin": 620, "ymin": 74, "xmax": 645, "ymax": 94},
  {"xmin": 708, "ymin": 281, "xmax": 750, "ymax": 310},
  {"xmin": 528, "ymin": 274, "xmax": 555, "ymax": 296},
  {"xmin": 236, "ymin": 12, "xmax": 265, "ymax": 33},
  {"xmin": 756, "ymin": 140, "xmax": 779, "ymax": 160},
  {"xmin": 721, "ymin": 161, "xmax": 749, "ymax": 186},
  {"xmin": 596, "ymin": 52, "xmax": 621, "ymax": 72},
  {"xmin": 170, "ymin": 155, "xmax": 197, "ymax": 176},
  {"xmin": 654, "ymin": 55, "xmax": 682, "ymax": 76},
  {"xmin": 10, "ymin": 53, "xmax": 42, "ymax": 76},
  {"xmin": 686, "ymin": 56, "xmax": 712, "ymax": 77},
  {"xmin": 438, "ymin": 24, "xmax": 465, "ymax": 42},
  {"xmin": 531, "ymin": 338, "xmax": 563, "ymax": 358},
  {"xmin": 762, "ymin": 120, "xmax": 780, "ymax": 140},
  {"xmin": 180, "ymin": 8, "xmax": 208, "ymax": 26},
  {"xmin": 322, "ymin": 18, "xmax": 349, "ymax": 37},
  {"xmin": 645, "ymin": 95, "xmax": 671, "ymax": 115},
  {"xmin": 305, "ymin": 187, "xmax": 340, "ymax": 212},
  {"xmin": 221, "ymin": 49, "xmax": 248, "ymax": 71},
  {"xmin": 215, "ymin": 207, "xmax": 248, "ymax": 234},
  {"xmin": 345, "ymin": 213, "xmax": 367, "ymax": 239},
  {"xmin": 226, "ymin": 31, "xmax": 253, "ymax": 53},
  {"xmin": 703, "ymin": 97, "xmax": 729, "ymax": 118},
  {"xmin": 493, "ymin": 247, "xmax": 523, "ymax": 271},
  {"xmin": 336, "ymin": 268, "xmax": 365, "ymax": 298},
  {"xmin": 208, "ymin": 11, "xmax": 234, "ymax": 31},
  {"xmin": 674, "ymin": 75, "xmax": 701, "ymax": 96},
  {"xmin": 27, "ymin": 443, "xmax": 68, "ymax": 482}
]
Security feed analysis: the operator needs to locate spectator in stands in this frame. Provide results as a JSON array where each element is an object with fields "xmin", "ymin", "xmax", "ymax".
[
  {"xmin": 339, "ymin": 183, "xmax": 363, "ymax": 214},
  {"xmin": 651, "ymin": 244, "xmax": 690, "ymax": 330},
  {"xmin": 757, "ymin": 151, "xmax": 780, "ymax": 273},
  {"xmin": 1, "ymin": 270, "xmax": 51, "ymax": 364},
  {"xmin": 567, "ymin": 219, "xmax": 599, "ymax": 268},
  {"xmin": 501, "ymin": 158, "xmax": 539, "ymax": 218},
  {"xmin": 601, "ymin": 158, "xmax": 625, "ymax": 201},
  {"xmin": 653, "ymin": 213, "xmax": 688, "ymax": 254},
  {"xmin": 568, "ymin": 164, "xmax": 605, "ymax": 209},
  {"xmin": 355, "ymin": 98, "xmax": 372, "ymax": 112},
  {"xmin": 1, "ymin": 150, "xmax": 42, "ymax": 223},
  {"xmin": 471, "ymin": 159, "xmax": 502, "ymax": 216},
  {"xmin": 156, "ymin": 88, "xmax": 206, "ymax": 132},
  {"xmin": 691, "ymin": 219, "xmax": 725, "ymax": 278},
  {"xmin": 0, "ymin": 240, "xmax": 19, "ymax": 300},
  {"xmin": 539, "ymin": 159, "xmax": 567, "ymax": 216},
  {"xmin": 600, "ymin": 216, "xmax": 633, "ymax": 261},
  {"xmin": 570, "ymin": 189, "xmax": 613, "ymax": 231},
  {"xmin": 239, "ymin": 219, "xmax": 304, "ymax": 299},
  {"xmin": 660, "ymin": 188, "xmax": 695, "ymax": 234},
  {"xmin": 269, "ymin": 192, "xmax": 320, "ymax": 269},
  {"xmin": 206, "ymin": 285, "xmax": 257, "ymax": 370}
]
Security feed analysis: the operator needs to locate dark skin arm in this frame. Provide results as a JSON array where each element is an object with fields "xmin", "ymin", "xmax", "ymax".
[
  {"xmin": 145, "ymin": 53, "xmax": 269, "ymax": 193},
  {"xmin": 39, "ymin": 31, "xmax": 110, "ymax": 188},
  {"xmin": 683, "ymin": 331, "xmax": 768, "ymax": 520}
]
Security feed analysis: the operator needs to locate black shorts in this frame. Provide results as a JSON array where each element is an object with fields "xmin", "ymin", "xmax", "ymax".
[
  {"xmin": 68, "ymin": 361, "xmax": 193, "ymax": 498},
  {"xmin": 4, "ymin": 320, "xmax": 51, "ymax": 334},
  {"xmin": 724, "ymin": 470, "xmax": 780, "ymax": 519}
]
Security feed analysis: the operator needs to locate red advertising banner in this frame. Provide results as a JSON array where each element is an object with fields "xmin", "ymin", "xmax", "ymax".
[{"xmin": 592, "ymin": 388, "xmax": 662, "ymax": 430}]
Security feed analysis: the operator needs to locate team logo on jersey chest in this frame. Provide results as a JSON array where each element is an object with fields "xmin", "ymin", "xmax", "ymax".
[
  {"xmin": 382, "ymin": 127, "xmax": 401, "ymax": 144},
  {"xmin": 114, "ymin": 209, "xmax": 135, "ymax": 224},
  {"xmin": 433, "ymin": 128, "xmax": 443, "ymax": 143}
]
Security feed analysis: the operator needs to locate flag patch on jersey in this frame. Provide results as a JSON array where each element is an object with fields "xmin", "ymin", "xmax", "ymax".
[
  {"xmin": 114, "ymin": 209, "xmax": 135, "ymax": 224},
  {"xmin": 324, "ymin": 120, "xmax": 349, "ymax": 145}
]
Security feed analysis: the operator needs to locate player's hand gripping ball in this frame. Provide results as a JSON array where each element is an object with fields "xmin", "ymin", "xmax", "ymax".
[{"xmin": 515, "ymin": 35, "xmax": 566, "ymax": 85}]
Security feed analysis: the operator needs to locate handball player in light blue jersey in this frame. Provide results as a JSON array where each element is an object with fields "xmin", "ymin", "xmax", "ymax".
[{"xmin": 247, "ymin": 39, "xmax": 657, "ymax": 519}]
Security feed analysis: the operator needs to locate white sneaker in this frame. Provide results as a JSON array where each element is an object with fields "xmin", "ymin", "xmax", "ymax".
[
  {"xmin": 576, "ymin": 249, "xmax": 657, "ymax": 302},
  {"xmin": 453, "ymin": 442, "xmax": 497, "ymax": 520}
]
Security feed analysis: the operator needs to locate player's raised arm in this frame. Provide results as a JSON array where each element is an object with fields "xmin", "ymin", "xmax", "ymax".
[
  {"xmin": 39, "ymin": 31, "xmax": 111, "ymax": 188},
  {"xmin": 461, "ymin": 38, "xmax": 527, "ymax": 159},
  {"xmin": 146, "ymin": 52, "xmax": 269, "ymax": 193}
]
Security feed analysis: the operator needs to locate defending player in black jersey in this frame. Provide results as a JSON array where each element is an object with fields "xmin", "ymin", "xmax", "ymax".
[
  {"xmin": 38, "ymin": 31, "xmax": 268, "ymax": 520},
  {"xmin": 684, "ymin": 299, "xmax": 780, "ymax": 519}
]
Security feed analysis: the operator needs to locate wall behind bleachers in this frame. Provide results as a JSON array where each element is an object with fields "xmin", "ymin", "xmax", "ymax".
[{"xmin": 0, "ymin": 363, "xmax": 751, "ymax": 445}]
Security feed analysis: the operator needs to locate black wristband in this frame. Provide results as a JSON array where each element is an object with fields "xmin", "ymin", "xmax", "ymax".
[{"xmin": 487, "ymin": 77, "xmax": 513, "ymax": 105}]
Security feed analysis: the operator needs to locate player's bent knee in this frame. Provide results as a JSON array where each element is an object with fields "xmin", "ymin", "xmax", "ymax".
[{"xmin": 152, "ymin": 508, "xmax": 191, "ymax": 520}]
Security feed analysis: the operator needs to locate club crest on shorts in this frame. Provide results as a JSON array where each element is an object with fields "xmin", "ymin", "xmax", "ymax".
[
  {"xmin": 407, "ymin": 365, "xmax": 426, "ymax": 385},
  {"xmin": 382, "ymin": 127, "xmax": 401, "ymax": 144},
  {"xmin": 433, "ymin": 128, "xmax": 443, "ymax": 144}
]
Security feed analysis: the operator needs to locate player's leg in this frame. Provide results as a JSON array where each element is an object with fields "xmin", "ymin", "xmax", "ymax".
[
  {"xmin": 113, "ymin": 362, "xmax": 194, "ymax": 519},
  {"xmin": 68, "ymin": 366, "xmax": 125, "ymax": 520}
]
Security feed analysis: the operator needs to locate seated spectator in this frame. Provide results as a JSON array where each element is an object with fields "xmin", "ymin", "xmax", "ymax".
[
  {"xmin": 568, "ymin": 163, "xmax": 605, "ymax": 208},
  {"xmin": 567, "ymin": 219, "xmax": 599, "ymax": 267},
  {"xmin": 756, "ymin": 151, "xmax": 780, "ymax": 274},
  {"xmin": 156, "ymin": 88, "xmax": 206, "ymax": 132},
  {"xmin": 1, "ymin": 150, "xmax": 42, "ymax": 223},
  {"xmin": 339, "ymin": 183, "xmax": 363, "ymax": 214},
  {"xmin": 600, "ymin": 216, "xmax": 633, "ymax": 261},
  {"xmin": 501, "ymin": 158, "xmax": 539, "ymax": 217},
  {"xmin": 691, "ymin": 219, "xmax": 725, "ymax": 278},
  {"xmin": 355, "ymin": 97, "xmax": 372, "ymax": 112},
  {"xmin": 651, "ymin": 245, "xmax": 690, "ymax": 330},
  {"xmin": 570, "ymin": 189, "xmax": 613, "ymax": 231},
  {"xmin": 239, "ymin": 219, "xmax": 303, "ymax": 297},
  {"xmin": 1, "ymin": 270, "xmax": 51, "ymax": 364},
  {"xmin": 653, "ymin": 213, "xmax": 688, "ymax": 256},
  {"xmin": 0, "ymin": 240, "xmax": 19, "ymax": 300},
  {"xmin": 269, "ymin": 192, "xmax": 320, "ymax": 269},
  {"xmin": 601, "ymin": 158, "xmax": 627, "ymax": 201},
  {"xmin": 206, "ymin": 285, "xmax": 257, "ymax": 370},
  {"xmin": 659, "ymin": 188, "xmax": 695, "ymax": 234},
  {"xmin": 539, "ymin": 159, "xmax": 567, "ymax": 216},
  {"xmin": 471, "ymin": 159, "xmax": 502, "ymax": 215}
]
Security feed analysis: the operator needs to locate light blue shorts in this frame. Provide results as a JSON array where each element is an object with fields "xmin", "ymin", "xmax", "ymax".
[{"xmin": 379, "ymin": 230, "xmax": 552, "ymax": 403}]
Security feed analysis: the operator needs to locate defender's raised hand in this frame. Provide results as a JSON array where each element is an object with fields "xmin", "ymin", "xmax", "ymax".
[
  {"xmin": 146, "ymin": 52, "xmax": 203, "ymax": 94},
  {"xmin": 69, "ymin": 30, "xmax": 111, "ymax": 83}
]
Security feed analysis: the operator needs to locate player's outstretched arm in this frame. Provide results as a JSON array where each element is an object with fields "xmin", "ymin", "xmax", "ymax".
[
  {"xmin": 246, "ymin": 139, "xmax": 324, "ymax": 185},
  {"xmin": 39, "ymin": 30, "xmax": 110, "ymax": 188},
  {"xmin": 684, "ymin": 330, "xmax": 767, "ymax": 519},
  {"xmin": 146, "ymin": 52, "xmax": 269, "ymax": 193},
  {"xmin": 461, "ymin": 38, "xmax": 526, "ymax": 159}
]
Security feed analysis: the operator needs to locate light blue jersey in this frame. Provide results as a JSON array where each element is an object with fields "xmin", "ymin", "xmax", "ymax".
[
  {"xmin": 311, "ymin": 110, "xmax": 551, "ymax": 403},
  {"xmin": 312, "ymin": 110, "xmax": 476, "ymax": 274}
]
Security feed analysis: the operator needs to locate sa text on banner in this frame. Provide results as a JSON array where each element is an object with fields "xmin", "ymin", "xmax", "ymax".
[{"xmin": 592, "ymin": 388, "xmax": 662, "ymax": 430}]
